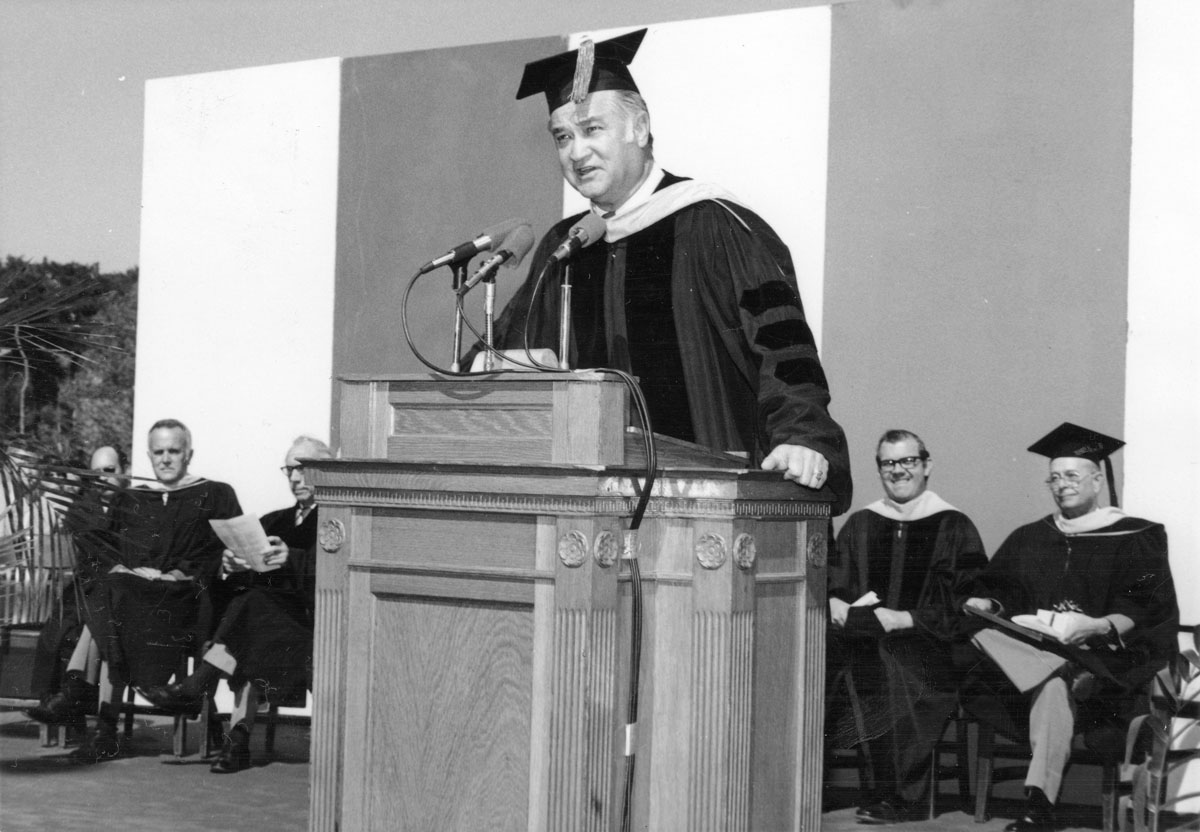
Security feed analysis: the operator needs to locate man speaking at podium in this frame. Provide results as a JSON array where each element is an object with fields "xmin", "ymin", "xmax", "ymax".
[{"xmin": 486, "ymin": 29, "xmax": 851, "ymax": 514}]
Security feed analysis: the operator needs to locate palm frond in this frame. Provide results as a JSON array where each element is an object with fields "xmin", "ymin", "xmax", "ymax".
[{"xmin": 0, "ymin": 446, "xmax": 76, "ymax": 625}]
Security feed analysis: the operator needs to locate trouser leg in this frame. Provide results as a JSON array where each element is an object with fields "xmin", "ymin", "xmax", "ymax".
[
  {"xmin": 203, "ymin": 642, "xmax": 238, "ymax": 676},
  {"xmin": 65, "ymin": 626, "xmax": 91, "ymax": 674},
  {"xmin": 862, "ymin": 730, "xmax": 897, "ymax": 802},
  {"xmin": 66, "ymin": 627, "xmax": 101, "ymax": 684},
  {"xmin": 230, "ymin": 681, "xmax": 259, "ymax": 732},
  {"xmin": 895, "ymin": 689, "xmax": 958, "ymax": 805},
  {"xmin": 1025, "ymin": 675, "xmax": 1075, "ymax": 803}
]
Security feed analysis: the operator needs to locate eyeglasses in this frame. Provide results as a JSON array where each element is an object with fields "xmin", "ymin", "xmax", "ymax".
[
  {"xmin": 876, "ymin": 456, "xmax": 926, "ymax": 472},
  {"xmin": 97, "ymin": 466, "xmax": 119, "ymax": 474},
  {"xmin": 280, "ymin": 465, "xmax": 302, "ymax": 476},
  {"xmin": 1045, "ymin": 471, "xmax": 1094, "ymax": 487}
]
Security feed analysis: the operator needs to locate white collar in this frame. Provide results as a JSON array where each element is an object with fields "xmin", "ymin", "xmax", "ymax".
[
  {"xmin": 593, "ymin": 162, "xmax": 665, "ymax": 220},
  {"xmin": 138, "ymin": 474, "xmax": 204, "ymax": 492},
  {"xmin": 864, "ymin": 489, "xmax": 957, "ymax": 522},
  {"xmin": 1053, "ymin": 506, "xmax": 1126, "ymax": 534},
  {"xmin": 600, "ymin": 173, "xmax": 747, "ymax": 243}
]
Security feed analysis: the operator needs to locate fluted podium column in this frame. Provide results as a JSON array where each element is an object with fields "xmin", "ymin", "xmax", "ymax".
[
  {"xmin": 308, "ymin": 504, "xmax": 358, "ymax": 832},
  {"xmin": 618, "ymin": 478, "xmax": 829, "ymax": 832}
]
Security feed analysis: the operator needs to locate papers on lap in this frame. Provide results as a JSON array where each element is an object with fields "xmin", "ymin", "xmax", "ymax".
[
  {"xmin": 209, "ymin": 514, "xmax": 280, "ymax": 572},
  {"xmin": 966, "ymin": 605, "xmax": 1050, "ymax": 641},
  {"xmin": 965, "ymin": 606, "xmax": 1117, "ymax": 691},
  {"xmin": 972, "ymin": 628, "xmax": 1068, "ymax": 692}
]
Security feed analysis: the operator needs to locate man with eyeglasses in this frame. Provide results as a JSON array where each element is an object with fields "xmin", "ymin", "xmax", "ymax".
[
  {"xmin": 962, "ymin": 423, "xmax": 1178, "ymax": 832},
  {"xmin": 826, "ymin": 429, "xmax": 987, "ymax": 824},
  {"xmin": 26, "ymin": 445, "xmax": 129, "ymax": 729},
  {"xmin": 145, "ymin": 435, "xmax": 331, "ymax": 773}
]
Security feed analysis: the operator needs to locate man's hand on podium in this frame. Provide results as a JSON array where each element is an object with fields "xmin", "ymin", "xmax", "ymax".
[{"xmin": 761, "ymin": 444, "xmax": 829, "ymax": 490}]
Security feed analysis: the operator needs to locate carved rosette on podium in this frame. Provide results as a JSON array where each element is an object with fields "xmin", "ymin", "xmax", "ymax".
[{"xmin": 307, "ymin": 374, "xmax": 830, "ymax": 832}]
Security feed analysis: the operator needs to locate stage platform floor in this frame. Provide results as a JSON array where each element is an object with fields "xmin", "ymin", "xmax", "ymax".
[{"xmin": 0, "ymin": 710, "xmax": 1120, "ymax": 831}]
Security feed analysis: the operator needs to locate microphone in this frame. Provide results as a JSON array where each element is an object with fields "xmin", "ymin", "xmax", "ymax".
[
  {"xmin": 457, "ymin": 224, "xmax": 536, "ymax": 296},
  {"xmin": 419, "ymin": 217, "xmax": 528, "ymax": 274},
  {"xmin": 549, "ymin": 213, "xmax": 607, "ymax": 262}
]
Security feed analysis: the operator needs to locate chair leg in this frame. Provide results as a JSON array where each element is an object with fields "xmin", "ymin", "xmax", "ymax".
[
  {"xmin": 1102, "ymin": 760, "xmax": 1117, "ymax": 832},
  {"xmin": 956, "ymin": 716, "xmax": 973, "ymax": 806},
  {"xmin": 975, "ymin": 724, "xmax": 996, "ymax": 823},
  {"xmin": 170, "ymin": 653, "xmax": 193, "ymax": 758},
  {"xmin": 264, "ymin": 703, "xmax": 278, "ymax": 756},
  {"xmin": 173, "ymin": 712, "xmax": 187, "ymax": 758},
  {"xmin": 123, "ymin": 684, "xmax": 135, "ymax": 738},
  {"xmin": 927, "ymin": 745, "xmax": 937, "ymax": 820},
  {"xmin": 200, "ymin": 695, "xmax": 224, "ymax": 759}
]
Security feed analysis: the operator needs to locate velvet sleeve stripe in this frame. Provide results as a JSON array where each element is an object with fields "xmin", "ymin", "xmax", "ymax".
[
  {"xmin": 754, "ymin": 318, "xmax": 817, "ymax": 351},
  {"xmin": 774, "ymin": 356, "xmax": 830, "ymax": 389},
  {"xmin": 739, "ymin": 281, "xmax": 803, "ymax": 316}
]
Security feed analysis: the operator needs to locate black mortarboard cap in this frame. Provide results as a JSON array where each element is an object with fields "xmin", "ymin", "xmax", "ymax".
[
  {"xmin": 1027, "ymin": 422, "xmax": 1125, "ymax": 462},
  {"xmin": 1028, "ymin": 422, "xmax": 1125, "ymax": 507},
  {"xmin": 516, "ymin": 29, "xmax": 647, "ymax": 113}
]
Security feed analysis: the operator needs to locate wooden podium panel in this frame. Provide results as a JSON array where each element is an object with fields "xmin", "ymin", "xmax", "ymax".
[
  {"xmin": 336, "ymin": 373, "xmax": 628, "ymax": 466},
  {"xmin": 343, "ymin": 509, "xmax": 540, "ymax": 830},
  {"xmin": 309, "ymin": 376, "xmax": 833, "ymax": 832}
]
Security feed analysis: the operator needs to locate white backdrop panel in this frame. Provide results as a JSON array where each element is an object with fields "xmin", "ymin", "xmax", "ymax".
[
  {"xmin": 1126, "ymin": 1, "xmax": 1200, "ymax": 624},
  {"xmin": 135, "ymin": 57, "xmax": 341, "ymax": 516},
  {"xmin": 1128, "ymin": 0, "xmax": 1200, "ymax": 810}
]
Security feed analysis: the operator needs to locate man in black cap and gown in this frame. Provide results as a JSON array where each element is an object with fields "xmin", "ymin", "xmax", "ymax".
[
  {"xmin": 486, "ymin": 29, "xmax": 851, "ymax": 513},
  {"xmin": 963, "ymin": 422, "xmax": 1178, "ymax": 832}
]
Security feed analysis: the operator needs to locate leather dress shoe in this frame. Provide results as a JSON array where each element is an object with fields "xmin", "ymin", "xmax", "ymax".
[
  {"xmin": 210, "ymin": 736, "xmax": 251, "ymax": 774},
  {"xmin": 140, "ymin": 682, "xmax": 203, "ymax": 716},
  {"xmin": 1004, "ymin": 792, "xmax": 1057, "ymax": 832},
  {"xmin": 1004, "ymin": 813, "xmax": 1057, "ymax": 832},
  {"xmin": 857, "ymin": 799, "xmax": 917, "ymax": 825},
  {"xmin": 25, "ymin": 676, "xmax": 98, "ymax": 723},
  {"xmin": 68, "ymin": 725, "xmax": 124, "ymax": 764},
  {"xmin": 26, "ymin": 692, "xmax": 84, "ymax": 724}
]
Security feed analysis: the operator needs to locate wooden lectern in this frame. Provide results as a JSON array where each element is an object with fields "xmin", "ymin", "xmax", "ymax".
[{"xmin": 306, "ymin": 373, "xmax": 831, "ymax": 832}]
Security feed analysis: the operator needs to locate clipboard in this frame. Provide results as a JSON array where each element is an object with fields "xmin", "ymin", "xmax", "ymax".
[
  {"xmin": 965, "ymin": 605, "xmax": 1049, "ymax": 641},
  {"xmin": 965, "ymin": 605, "xmax": 1118, "ymax": 687}
]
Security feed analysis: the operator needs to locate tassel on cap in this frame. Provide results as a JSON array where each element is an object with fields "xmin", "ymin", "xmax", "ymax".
[
  {"xmin": 571, "ymin": 39, "xmax": 595, "ymax": 106},
  {"xmin": 516, "ymin": 29, "xmax": 647, "ymax": 113}
]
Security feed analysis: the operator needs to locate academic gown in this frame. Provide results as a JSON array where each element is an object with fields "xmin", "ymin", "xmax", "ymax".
[
  {"xmin": 88, "ymin": 478, "xmax": 241, "ymax": 688},
  {"xmin": 485, "ymin": 172, "xmax": 852, "ymax": 515},
  {"xmin": 964, "ymin": 514, "xmax": 1179, "ymax": 751},
  {"xmin": 211, "ymin": 504, "xmax": 318, "ymax": 701},
  {"xmin": 826, "ymin": 501, "xmax": 987, "ymax": 804}
]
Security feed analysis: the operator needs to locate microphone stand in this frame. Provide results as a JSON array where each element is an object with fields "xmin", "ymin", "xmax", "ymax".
[
  {"xmin": 558, "ymin": 262, "xmax": 573, "ymax": 370},
  {"xmin": 449, "ymin": 262, "xmax": 468, "ymax": 372},
  {"xmin": 483, "ymin": 276, "xmax": 497, "ymax": 372}
]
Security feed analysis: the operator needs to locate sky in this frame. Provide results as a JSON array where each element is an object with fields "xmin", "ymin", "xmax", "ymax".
[{"xmin": 0, "ymin": 0, "xmax": 804, "ymax": 273}]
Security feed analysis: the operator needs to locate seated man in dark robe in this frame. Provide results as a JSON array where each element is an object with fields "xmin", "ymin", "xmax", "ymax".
[
  {"xmin": 826, "ymin": 429, "xmax": 987, "ymax": 823},
  {"xmin": 962, "ymin": 423, "xmax": 1179, "ymax": 832},
  {"xmin": 74, "ymin": 418, "xmax": 241, "ymax": 760},
  {"xmin": 481, "ymin": 29, "xmax": 851, "ymax": 514},
  {"xmin": 144, "ymin": 436, "xmax": 330, "ymax": 773},
  {"xmin": 26, "ymin": 444, "xmax": 128, "ymax": 729}
]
